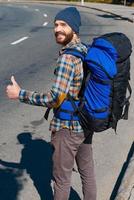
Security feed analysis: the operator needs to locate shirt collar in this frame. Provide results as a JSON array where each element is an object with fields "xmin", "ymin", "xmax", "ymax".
[{"xmin": 59, "ymin": 38, "xmax": 81, "ymax": 55}]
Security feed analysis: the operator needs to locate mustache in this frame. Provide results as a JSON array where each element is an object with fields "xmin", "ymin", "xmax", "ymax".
[{"xmin": 55, "ymin": 32, "xmax": 66, "ymax": 37}]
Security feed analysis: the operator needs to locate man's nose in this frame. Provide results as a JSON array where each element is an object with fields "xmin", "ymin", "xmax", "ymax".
[{"xmin": 55, "ymin": 25, "xmax": 62, "ymax": 32}]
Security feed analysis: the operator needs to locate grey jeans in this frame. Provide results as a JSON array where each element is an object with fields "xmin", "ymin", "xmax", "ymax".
[{"xmin": 51, "ymin": 129, "xmax": 97, "ymax": 200}]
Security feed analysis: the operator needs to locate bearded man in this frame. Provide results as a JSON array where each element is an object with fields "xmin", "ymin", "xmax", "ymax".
[{"xmin": 6, "ymin": 7, "xmax": 96, "ymax": 200}]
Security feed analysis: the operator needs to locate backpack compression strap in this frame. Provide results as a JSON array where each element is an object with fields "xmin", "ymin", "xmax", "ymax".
[{"xmin": 121, "ymin": 82, "xmax": 132, "ymax": 120}]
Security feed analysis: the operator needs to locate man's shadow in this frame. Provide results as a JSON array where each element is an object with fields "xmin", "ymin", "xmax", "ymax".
[
  {"xmin": 0, "ymin": 167, "xmax": 23, "ymax": 200},
  {"xmin": 0, "ymin": 132, "xmax": 81, "ymax": 200},
  {"xmin": 0, "ymin": 132, "xmax": 53, "ymax": 200}
]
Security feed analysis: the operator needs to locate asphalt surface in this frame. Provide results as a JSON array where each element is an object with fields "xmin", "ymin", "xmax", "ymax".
[{"xmin": 0, "ymin": 2, "xmax": 133, "ymax": 200}]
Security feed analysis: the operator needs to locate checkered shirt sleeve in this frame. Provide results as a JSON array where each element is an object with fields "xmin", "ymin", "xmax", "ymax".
[{"xmin": 19, "ymin": 54, "xmax": 76, "ymax": 108}]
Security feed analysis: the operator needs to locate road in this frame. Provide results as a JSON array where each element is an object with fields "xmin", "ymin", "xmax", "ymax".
[{"xmin": 0, "ymin": 2, "xmax": 133, "ymax": 200}]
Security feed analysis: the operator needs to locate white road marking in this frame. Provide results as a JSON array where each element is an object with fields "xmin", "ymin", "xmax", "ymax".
[
  {"xmin": 11, "ymin": 36, "xmax": 29, "ymax": 45},
  {"xmin": 43, "ymin": 22, "xmax": 48, "ymax": 26},
  {"xmin": 43, "ymin": 14, "xmax": 48, "ymax": 17},
  {"xmin": 35, "ymin": 9, "xmax": 39, "ymax": 12}
]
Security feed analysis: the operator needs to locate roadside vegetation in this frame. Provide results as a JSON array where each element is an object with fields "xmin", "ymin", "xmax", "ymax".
[{"xmin": 40, "ymin": 0, "xmax": 134, "ymax": 6}]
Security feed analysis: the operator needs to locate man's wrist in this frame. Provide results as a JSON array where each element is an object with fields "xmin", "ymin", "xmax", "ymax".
[{"xmin": 19, "ymin": 89, "xmax": 26, "ymax": 101}]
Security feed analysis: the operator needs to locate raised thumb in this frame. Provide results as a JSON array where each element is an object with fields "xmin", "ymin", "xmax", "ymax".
[{"xmin": 11, "ymin": 76, "xmax": 17, "ymax": 85}]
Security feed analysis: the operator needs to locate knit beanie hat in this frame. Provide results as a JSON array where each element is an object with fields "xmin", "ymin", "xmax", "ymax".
[{"xmin": 54, "ymin": 7, "xmax": 81, "ymax": 34}]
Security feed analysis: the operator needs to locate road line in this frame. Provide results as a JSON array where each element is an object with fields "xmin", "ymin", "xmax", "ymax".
[
  {"xmin": 43, "ymin": 22, "xmax": 48, "ymax": 26},
  {"xmin": 43, "ymin": 14, "xmax": 48, "ymax": 17},
  {"xmin": 11, "ymin": 36, "xmax": 29, "ymax": 45}
]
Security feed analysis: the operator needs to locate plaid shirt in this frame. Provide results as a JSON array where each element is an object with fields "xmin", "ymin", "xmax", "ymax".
[{"xmin": 19, "ymin": 40, "xmax": 87, "ymax": 133}]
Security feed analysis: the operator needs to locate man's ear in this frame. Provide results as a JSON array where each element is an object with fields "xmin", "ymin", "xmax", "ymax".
[{"xmin": 73, "ymin": 32, "xmax": 79, "ymax": 40}]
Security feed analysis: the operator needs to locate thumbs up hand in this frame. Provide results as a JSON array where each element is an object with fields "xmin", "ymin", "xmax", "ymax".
[{"xmin": 6, "ymin": 76, "xmax": 21, "ymax": 99}]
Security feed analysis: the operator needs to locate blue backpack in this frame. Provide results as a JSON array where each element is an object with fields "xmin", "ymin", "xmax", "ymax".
[{"xmin": 46, "ymin": 32, "xmax": 132, "ymax": 133}]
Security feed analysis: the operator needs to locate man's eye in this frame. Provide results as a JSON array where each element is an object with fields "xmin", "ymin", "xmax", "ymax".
[{"xmin": 61, "ymin": 23, "xmax": 67, "ymax": 27}]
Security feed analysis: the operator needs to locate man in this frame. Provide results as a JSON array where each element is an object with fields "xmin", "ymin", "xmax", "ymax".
[{"xmin": 6, "ymin": 7, "xmax": 96, "ymax": 200}]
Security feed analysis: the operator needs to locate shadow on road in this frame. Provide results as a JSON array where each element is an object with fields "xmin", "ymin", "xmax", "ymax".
[
  {"xmin": 97, "ymin": 13, "xmax": 131, "ymax": 22},
  {"xmin": 0, "ymin": 167, "xmax": 23, "ymax": 200},
  {"xmin": 0, "ymin": 132, "xmax": 82, "ymax": 200},
  {"xmin": 110, "ymin": 141, "xmax": 134, "ymax": 200},
  {"xmin": 0, "ymin": 132, "xmax": 53, "ymax": 200}
]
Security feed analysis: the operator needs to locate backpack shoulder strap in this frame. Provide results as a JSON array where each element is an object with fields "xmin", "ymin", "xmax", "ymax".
[
  {"xmin": 44, "ymin": 48, "xmax": 86, "ymax": 121},
  {"xmin": 63, "ymin": 48, "xmax": 85, "ymax": 61}
]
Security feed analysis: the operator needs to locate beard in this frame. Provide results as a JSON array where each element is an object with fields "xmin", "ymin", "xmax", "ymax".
[{"xmin": 55, "ymin": 31, "xmax": 74, "ymax": 46}]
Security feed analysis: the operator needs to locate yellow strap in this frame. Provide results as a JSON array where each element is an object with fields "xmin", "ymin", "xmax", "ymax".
[{"xmin": 53, "ymin": 92, "xmax": 67, "ymax": 108}]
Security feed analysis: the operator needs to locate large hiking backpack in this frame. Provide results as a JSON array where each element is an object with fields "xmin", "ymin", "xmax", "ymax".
[{"xmin": 47, "ymin": 32, "xmax": 132, "ymax": 133}]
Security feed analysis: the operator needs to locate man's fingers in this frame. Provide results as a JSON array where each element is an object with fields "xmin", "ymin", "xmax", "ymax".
[
  {"xmin": 6, "ymin": 85, "xmax": 12, "ymax": 98},
  {"xmin": 6, "ymin": 85, "xmax": 12, "ymax": 91}
]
